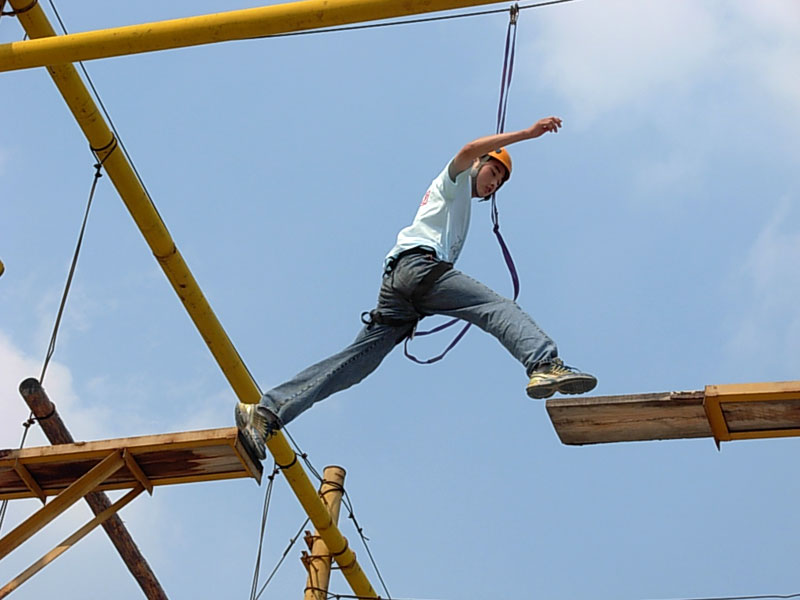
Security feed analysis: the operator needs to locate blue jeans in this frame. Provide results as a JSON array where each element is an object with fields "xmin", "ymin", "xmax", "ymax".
[{"xmin": 260, "ymin": 252, "xmax": 558, "ymax": 425}]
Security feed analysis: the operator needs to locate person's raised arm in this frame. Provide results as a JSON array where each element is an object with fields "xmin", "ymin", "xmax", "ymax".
[{"xmin": 449, "ymin": 116, "xmax": 562, "ymax": 179}]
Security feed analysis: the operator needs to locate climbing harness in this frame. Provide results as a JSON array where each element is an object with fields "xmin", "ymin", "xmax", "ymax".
[{"xmin": 402, "ymin": 3, "xmax": 521, "ymax": 365}]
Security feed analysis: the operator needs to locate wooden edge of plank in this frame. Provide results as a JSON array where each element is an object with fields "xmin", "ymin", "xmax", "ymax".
[
  {"xmin": 0, "ymin": 427, "xmax": 242, "ymax": 466},
  {"xmin": 546, "ymin": 390, "xmax": 704, "ymax": 410},
  {"xmin": 0, "ymin": 472, "xmax": 255, "ymax": 501},
  {"xmin": 231, "ymin": 430, "xmax": 263, "ymax": 485}
]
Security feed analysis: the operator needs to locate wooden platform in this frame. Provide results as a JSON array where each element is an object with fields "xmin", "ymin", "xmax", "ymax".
[
  {"xmin": 546, "ymin": 381, "xmax": 800, "ymax": 446},
  {"xmin": 0, "ymin": 427, "xmax": 262, "ymax": 500}
]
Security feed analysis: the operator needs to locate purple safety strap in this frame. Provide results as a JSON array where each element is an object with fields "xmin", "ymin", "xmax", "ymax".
[{"xmin": 404, "ymin": 4, "xmax": 520, "ymax": 365}]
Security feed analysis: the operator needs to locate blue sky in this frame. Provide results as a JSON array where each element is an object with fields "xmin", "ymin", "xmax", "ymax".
[{"xmin": 2, "ymin": 1, "xmax": 800, "ymax": 598}]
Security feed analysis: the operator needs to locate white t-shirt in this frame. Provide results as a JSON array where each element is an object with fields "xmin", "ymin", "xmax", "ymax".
[{"xmin": 385, "ymin": 160, "xmax": 472, "ymax": 268}]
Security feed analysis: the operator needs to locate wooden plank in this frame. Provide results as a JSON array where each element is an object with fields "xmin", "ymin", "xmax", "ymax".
[
  {"xmin": 724, "ymin": 399, "xmax": 800, "ymax": 433},
  {"xmin": 547, "ymin": 382, "xmax": 800, "ymax": 445},
  {"xmin": 546, "ymin": 391, "xmax": 709, "ymax": 445},
  {"xmin": 0, "ymin": 427, "xmax": 262, "ymax": 500}
]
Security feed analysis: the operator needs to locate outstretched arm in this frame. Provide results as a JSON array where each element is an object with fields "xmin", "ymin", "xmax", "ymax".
[{"xmin": 449, "ymin": 116, "xmax": 562, "ymax": 178}]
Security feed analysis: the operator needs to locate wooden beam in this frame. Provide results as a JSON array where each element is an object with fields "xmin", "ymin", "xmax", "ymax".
[
  {"xmin": 18, "ymin": 378, "xmax": 168, "ymax": 600},
  {"xmin": 0, "ymin": 486, "xmax": 145, "ymax": 599},
  {"xmin": 0, "ymin": 426, "xmax": 262, "ymax": 500},
  {"xmin": 123, "ymin": 450, "xmax": 153, "ymax": 495},
  {"xmin": 13, "ymin": 461, "xmax": 46, "ymax": 504},
  {"xmin": 0, "ymin": 450, "xmax": 124, "ymax": 560},
  {"xmin": 546, "ymin": 390, "xmax": 708, "ymax": 445},
  {"xmin": 547, "ymin": 381, "xmax": 800, "ymax": 446}
]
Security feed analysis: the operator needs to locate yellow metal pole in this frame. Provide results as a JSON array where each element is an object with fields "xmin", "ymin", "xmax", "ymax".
[
  {"xmin": 11, "ymin": 3, "xmax": 388, "ymax": 597},
  {"xmin": 0, "ymin": 0, "xmax": 507, "ymax": 72}
]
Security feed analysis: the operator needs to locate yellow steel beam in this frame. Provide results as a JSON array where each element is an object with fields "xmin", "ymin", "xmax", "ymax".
[
  {"xmin": 0, "ymin": 0, "xmax": 506, "ymax": 72},
  {"xmin": 4, "ymin": 1, "xmax": 443, "ymax": 595}
]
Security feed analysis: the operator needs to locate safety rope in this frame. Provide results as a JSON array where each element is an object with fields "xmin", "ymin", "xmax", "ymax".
[
  {"xmin": 0, "ymin": 0, "xmax": 37, "ymax": 17},
  {"xmin": 250, "ymin": 462, "xmax": 278, "ymax": 600},
  {"xmin": 39, "ymin": 148, "xmax": 113, "ymax": 383},
  {"xmin": 281, "ymin": 427, "xmax": 394, "ymax": 599},
  {"xmin": 0, "ymin": 412, "xmax": 37, "ymax": 534},
  {"xmin": 404, "ymin": 3, "xmax": 520, "ymax": 365},
  {"xmin": 253, "ymin": 516, "xmax": 310, "ymax": 600}
]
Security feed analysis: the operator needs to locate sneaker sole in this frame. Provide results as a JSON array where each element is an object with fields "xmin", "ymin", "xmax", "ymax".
[
  {"xmin": 235, "ymin": 403, "xmax": 267, "ymax": 461},
  {"xmin": 240, "ymin": 428, "xmax": 266, "ymax": 461},
  {"xmin": 527, "ymin": 374, "xmax": 597, "ymax": 399},
  {"xmin": 555, "ymin": 374, "xmax": 597, "ymax": 395},
  {"xmin": 526, "ymin": 382, "xmax": 558, "ymax": 399}
]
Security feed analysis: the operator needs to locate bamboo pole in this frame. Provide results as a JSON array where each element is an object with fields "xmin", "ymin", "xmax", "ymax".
[
  {"xmin": 303, "ymin": 466, "xmax": 347, "ymax": 600},
  {"xmin": 0, "ymin": 0, "xmax": 507, "ymax": 72},
  {"xmin": 10, "ymin": 3, "xmax": 383, "ymax": 597},
  {"xmin": 19, "ymin": 378, "xmax": 168, "ymax": 599}
]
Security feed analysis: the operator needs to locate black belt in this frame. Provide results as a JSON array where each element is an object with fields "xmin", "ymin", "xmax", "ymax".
[{"xmin": 385, "ymin": 246, "xmax": 437, "ymax": 273}]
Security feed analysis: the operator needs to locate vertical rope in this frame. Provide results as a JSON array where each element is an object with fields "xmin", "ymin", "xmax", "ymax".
[
  {"xmin": 404, "ymin": 3, "xmax": 522, "ymax": 364},
  {"xmin": 39, "ymin": 139, "xmax": 115, "ymax": 383}
]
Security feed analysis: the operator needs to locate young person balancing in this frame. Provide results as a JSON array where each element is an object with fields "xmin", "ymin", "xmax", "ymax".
[{"xmin": 237, "ymin": 116, "xmax": 597, "ymax": 458}]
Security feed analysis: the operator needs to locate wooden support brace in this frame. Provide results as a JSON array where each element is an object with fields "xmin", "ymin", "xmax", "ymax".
[
  {"xmin": 123, "ymin": 450, "xmax": 153, "ymax": 496},
  {"xmin": 0, "ymin": 485, "xmax": 145, "ymax": 599},
  {"xmin": 0, "ymin": 450, "xmax": 124, "ymax": 561},
  {"xmin": 13, "ymin": 461, "xmax": 46, "ymax": 504}
]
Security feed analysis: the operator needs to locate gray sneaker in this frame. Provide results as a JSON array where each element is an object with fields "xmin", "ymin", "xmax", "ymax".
[
  {"xmin": 235, "ymin": 402, "xmax": 280, "ymax": 460},
  {"xmin": 526, "ymin": 358, "xmax": 597, "ymax": 399}
]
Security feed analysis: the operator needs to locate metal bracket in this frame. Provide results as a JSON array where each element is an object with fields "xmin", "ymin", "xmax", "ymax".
[{"xmin": 703, "ymin": 381, "xmax": 800, "ymax": 449}]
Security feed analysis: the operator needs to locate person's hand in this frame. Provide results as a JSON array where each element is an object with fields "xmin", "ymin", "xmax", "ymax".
[{"xmin": 526, "ymin": 116, "xmax": 562, "ymax": 138}]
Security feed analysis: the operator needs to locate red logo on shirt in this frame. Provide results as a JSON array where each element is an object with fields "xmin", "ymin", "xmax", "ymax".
[{"xmin": 420, "ymin": 190, "xmax": 430, "ymax": 206}]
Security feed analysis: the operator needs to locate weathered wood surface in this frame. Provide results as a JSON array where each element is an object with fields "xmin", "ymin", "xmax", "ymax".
[
  {"xmin": 18, "ymin": 377, "xmax": 168, "ymax": 600},
  {"xmin": 546, "ymin": 391, "xmax": 709, "ymax": 445},
  {"xmin": 723, "ymin": 399, "xmax": 800, "ymax": 433},
  {"xmin": 0, "ymin": 426, "xmax": 262, "ymax": 500},
  {"xmin": 547, "ymin": 386, "xmax": 800, "ymax": 445}
]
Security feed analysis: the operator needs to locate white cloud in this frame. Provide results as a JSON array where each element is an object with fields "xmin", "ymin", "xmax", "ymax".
[
  {"xmin": 529, "ymin": 0, "xmax": 721, "ymax": 122},
  {"xmin": 726, "ymin": 200, "xmax": 800, "ymax": 372},
  {"xmin": 527, "ymin": 0, "xmax": 800, "ymax": 135},
  {"xmin": 0, "ymin": 330, "xmax": 106, "ymax": 449}
]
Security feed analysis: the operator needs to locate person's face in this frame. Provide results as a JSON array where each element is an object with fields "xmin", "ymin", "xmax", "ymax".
[{"xmin": 474, "ymin": 158, "xmax": 508, "ymax": 198}]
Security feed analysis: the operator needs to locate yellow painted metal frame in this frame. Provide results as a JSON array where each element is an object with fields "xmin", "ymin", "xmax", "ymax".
[
  {"xmin": 0, "ymin": 0, "xmax": 507, "ymax": 72},
  {"xmin": 703, "ymin": 381, "xmax": 800, "ymax": 447},
  {"xmin": 3, "ymin": 0, "xmax": 514, "ymax": 596}
]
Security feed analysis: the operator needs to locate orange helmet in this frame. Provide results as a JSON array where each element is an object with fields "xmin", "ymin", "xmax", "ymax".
[{"xmin": 487, "ymin": 147, "xmax": 512, "ymax": 181}]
